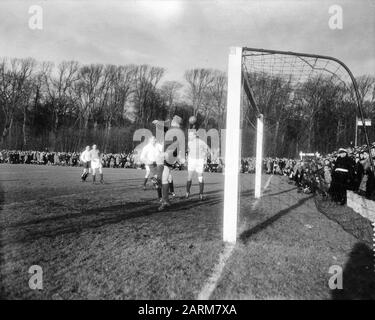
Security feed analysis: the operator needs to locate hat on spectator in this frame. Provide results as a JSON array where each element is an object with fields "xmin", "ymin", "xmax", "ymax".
[
  {"xmin": 338, "ymin": 148, "xmax": 348, "ymax": 154},
  {"xmin": 171, "ymin": 115, "xmax": 182, "ymax": 128}
]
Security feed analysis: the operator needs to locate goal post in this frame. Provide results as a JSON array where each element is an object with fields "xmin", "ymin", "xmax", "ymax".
[
  {"xmin": 223, "ymin": 47, "xmax": 265, "ymax": 243},
  {"xmin": 223, "ymin": 46, "xmax": 373, "ymax": 244},
  {"xmin": 223, "ymin": 47, "xmax": 242, "ymax": 243}
]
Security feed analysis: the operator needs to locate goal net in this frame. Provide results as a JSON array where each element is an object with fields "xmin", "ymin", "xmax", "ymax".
[{"xmin": 223, "ymin": 47, "xmax": 373, "ymax": 243}]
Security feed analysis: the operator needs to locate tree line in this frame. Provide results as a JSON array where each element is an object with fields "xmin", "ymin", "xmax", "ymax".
[
  {"xmin": 0, "ymin": 56, "xmax": 374, "ymax": 158},
  {"xmin": 241, "ymin": 72, "xmax": 375, "ymax": 158},
  {"xmin": 0, "ymin": 58, "xmax": 226, "ymax": 153}
]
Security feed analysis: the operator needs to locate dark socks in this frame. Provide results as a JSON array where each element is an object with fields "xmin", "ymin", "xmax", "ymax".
[
  {"xmin": 199, "ymin": 181, "xmax": 204, "ymax": 194},
  {"xmin": 169, "ymin": 181, "xmax": 174, "ymax": 193},
  {"xmin": 157, "ymin": 187, "xmax": 162, "ymax": 199},
  {"xmin": 162, "ymin": 184, "xmax": 170, "ymax": 203},
  {"xmin": 144, "ymin": 178, "xmax": 148, "ymax": 187},
  {"xmin": 186, "ymin": 180, "xmax": 192, "ymax": 193}
]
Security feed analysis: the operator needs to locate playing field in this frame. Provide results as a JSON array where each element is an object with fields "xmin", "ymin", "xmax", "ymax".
[{"xmin": 0, "ymin": 164, "xmax": 373, "ymax": 299}]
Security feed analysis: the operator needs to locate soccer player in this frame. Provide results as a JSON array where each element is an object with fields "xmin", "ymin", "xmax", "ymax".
[
  {"xmin": 143, "ymin": 164, "xmax": 151, "ymax": 190},
  {"xmin": 90, "ymin": 144, "xmax": 104, "ymax": 184},
  {"xmin": 157, "ymin": 115, "xmax": 185, "ymax": 211},
  {"xmin": 186, "ymin": 131, "xmax": 210, "ymax": 200},
  {"xmin": 80, "ymin": 145, "xmax": 91, "ymax": 182},
  {"xmin": 140, "ymin": 136, "xmax": 164, "ymax": 201},
  {"xmin": 166, "ymin": 116, "xmax": 184, "ymax": 195}
]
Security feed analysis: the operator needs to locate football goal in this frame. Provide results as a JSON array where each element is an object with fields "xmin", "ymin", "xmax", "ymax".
[{"xmin": 223, "ymin": 47, "xmax": 373, "ymax": 243}]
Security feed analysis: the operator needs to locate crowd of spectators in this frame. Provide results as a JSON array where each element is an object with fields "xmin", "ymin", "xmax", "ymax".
[
  {"xmin": 239, "ymin": 144, "xmax": 375, "ymax": 203},
  {"xmin": 0, "ymin": 149, "xmax": 225, "ymax": 172},
  {"xmin": 0, "ymin": 150, "xmax": 139, "ymax": 168},
  {"xmin": 2, "ymin": 144, "xmax": 375, "ymax": 202},
  {"xmin": 268, "ymin": 145, "xmax": 375, "ymax": 203}
]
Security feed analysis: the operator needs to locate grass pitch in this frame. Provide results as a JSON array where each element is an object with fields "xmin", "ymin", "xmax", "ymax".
[{"xmin": 0, "ymin": 164, "xmax": 373, "ymax": 299}]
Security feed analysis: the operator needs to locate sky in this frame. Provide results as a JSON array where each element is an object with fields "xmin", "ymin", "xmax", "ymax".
[{"xmin": 0, "ymin": 0, "xmax": 374, "ymax": 83}]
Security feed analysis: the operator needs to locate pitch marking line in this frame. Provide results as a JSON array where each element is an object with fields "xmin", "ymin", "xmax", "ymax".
[
  {"xmin": 197, "ymin": 175, "xmax": 273, "ymax": 300},
  {"xmin": 197, "ymin": 242, "xmax": 235, "ymax": 300}
]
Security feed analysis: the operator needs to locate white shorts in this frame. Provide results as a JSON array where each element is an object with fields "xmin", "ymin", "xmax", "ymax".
[
  {"xmin": 91, "ymin": 158, "xmax": 102, "ymax": 170},
  {"xmin": 188, "ymin": 158, "xmax": 204, "ymax": 174},
  {"xmin": 145, "ymin": 165, "xmax": 151, "ymax": 177}
]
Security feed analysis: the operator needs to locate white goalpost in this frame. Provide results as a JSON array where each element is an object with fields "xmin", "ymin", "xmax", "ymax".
[
  {"xmin": 223, "ymin": 47, "xmax": 242, "ymax": 243},
  {"xmin": 223, "ymin": 47, "xmax": 264, "ymax": 243}
]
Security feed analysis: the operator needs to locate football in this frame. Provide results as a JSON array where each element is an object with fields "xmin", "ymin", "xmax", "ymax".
[{"xmin": 188, "ymin": 115, "xmax": 197, "ymax": 125}]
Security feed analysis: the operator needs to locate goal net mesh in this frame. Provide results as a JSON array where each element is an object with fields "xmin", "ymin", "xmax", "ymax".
[{"xmin": 240, "ymin": 48, "xmax": 372, "ymax": 159}]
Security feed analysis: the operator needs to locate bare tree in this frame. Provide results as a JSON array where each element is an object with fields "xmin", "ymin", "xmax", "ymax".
[
  {"xmin": 45, "ymin": 60, "xmax": 79, "ymax": 148},
  {"xmin": 184, "ymin": 68, "xmax": 214, "ymax": 116},
  {"xmin": 354, "ymin": 75, "xmax": 375, "ymax": 116},
  {"xmin": 133, "ymin": 65, "xmax": 165, "ymax": 125},
  {"xmin": 207, "ymin": 70, "xmax": 227, "ymax": 128},
  {"xmin": 74, "ymin": 64, "xmax": 103, "ymax": 139},
  {"xmin": 0, "ymin": 58, "xmax": 36, "ymax": 147},
  {"xmin": 160, "ymin": 80, "xmax": 183, "ymax": 118},
  {"xmin": 100, "ymin": 64, "xmax": 136, "ymax": 151}
]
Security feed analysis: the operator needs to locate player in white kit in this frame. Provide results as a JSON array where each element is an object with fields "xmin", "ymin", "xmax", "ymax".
[
  {"xmin": 80, "ymin": 145, "xmax": 91, "ymax": 182},
  {"xmin": 90, "ymin": 144, "xmax": 104, "ymax": 184},
  {"xmin": 140, "ymin": 136, "xmax": 164, "ymax": 201},
  {"xmin": 143, "ymin": 164, "xmax": 151, "ymax": 190},
  {"xmin": 186, "ymin": 131, "xmax": 210, "ymax": 200}
]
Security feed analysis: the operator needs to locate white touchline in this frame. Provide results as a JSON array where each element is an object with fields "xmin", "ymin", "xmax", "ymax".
[
  {"xmin": 197, "ymin": 175, "xmax": 273, "ymax": 300},
  {"xmin": 196, "ymin": 242, "xmax": 235, "ymax": 300}
]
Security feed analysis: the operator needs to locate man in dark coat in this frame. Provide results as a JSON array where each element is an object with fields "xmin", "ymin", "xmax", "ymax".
[
  {"xmin": 330, "ymin": 148, "xmax": 355, "ymax": 204},
  {"xmin": 352, "ymin": 154, "xmax": 364, "ymax": 192}
]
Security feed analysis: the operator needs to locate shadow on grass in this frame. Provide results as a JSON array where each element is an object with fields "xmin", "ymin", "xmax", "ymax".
[
  {"xmin": 331, "ymin": 242, "xmax": 375, "ymax": 300},
  {"xmin": 263, "ymin": 187, "xmax": 297, "ymax": 198},
  {"xmin": 239, "ymin": 195, "xmax": 314, "ymax": 244},
  {"xmin": 314, "ymin": 195, "xmax": 373, "ymax": 247},
  {"xmin": 2, "ymin": 193, "xmax": 224, "ymax": 246}
]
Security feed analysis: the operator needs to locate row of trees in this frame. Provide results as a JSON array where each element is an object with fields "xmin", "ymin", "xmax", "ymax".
[
  {"xmin": 0, "ymin": 58, "xmax": 227, "ymax": 152},
  {"xmin": 1, "ymin": 56, "xmax": 374, "ymax": 158},
  {"xmin": 241, "ymin": 72, "xmax": 375, "ymax": 158}
]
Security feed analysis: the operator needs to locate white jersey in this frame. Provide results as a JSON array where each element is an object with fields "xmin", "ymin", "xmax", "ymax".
[
  {"xmin": 90, "ymin": 149, "xmax": 100, "ymax": 160},
  {"xmin": 140, "ymin": 143, "xmax": 164, "ymax": 165},
  {"xmin": 80, "ymin": 150, "xmax": 91, "ymax": 162},
  {"xmin": 188, "ymin": 137, "xmax": 209, "ymax": 161},
  {"xmin": 90, "ymin": 149, "xmax": 102, "ymax": 169}
]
